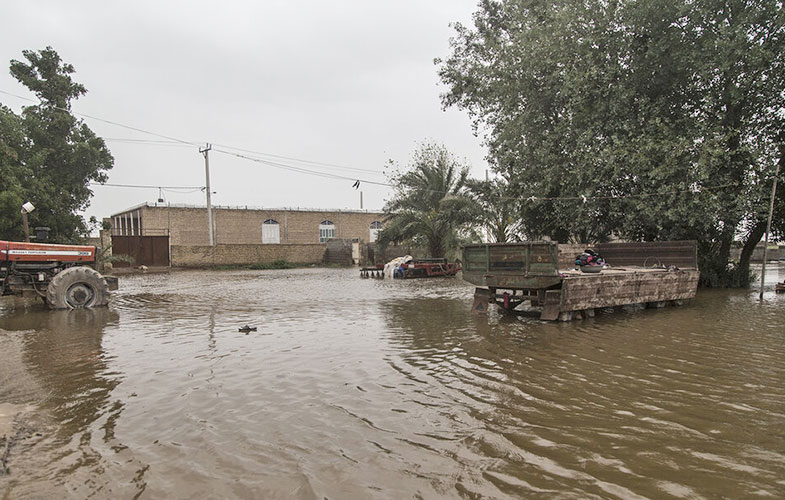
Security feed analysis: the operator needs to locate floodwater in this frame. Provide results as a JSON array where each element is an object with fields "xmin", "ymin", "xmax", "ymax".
[{"xmin": 1, "ymin": 265, "xmax": 784, "ymax": 500}]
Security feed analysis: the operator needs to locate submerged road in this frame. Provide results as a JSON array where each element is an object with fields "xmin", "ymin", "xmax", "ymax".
[{"xmin": 1, "ymin": 265, "xmax": 784, "ymax": 499}]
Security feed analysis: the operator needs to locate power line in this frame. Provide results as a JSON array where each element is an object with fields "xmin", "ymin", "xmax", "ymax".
[
  {"xmin": 104, "ymin": 137, "xmax": 193, "ymax": 147},
  {"xmin": 3, "ymin": 88, "xmax": 386, "ymax": 186},
  {"xmin": 1, "ymin": 88, "xmax": 745, "ymax": 203},
  {"xmin": 102, "ymin": 136, "xmax": 384, "ymax": 175},
  {"xmin": 104, "ymin": 138, "xmax": 183, "ymax": 143},
  {"xmin": 90, "ymin": 182, "xmax": 204, "ymax": 191},
  {"xmin": 213, "ymin": 146, "xmax": 740, "ymax": 201},
  {"xmin": 210, "ymin": 142, "xmax": 385, "ymax": 176},
  {"xmin": 211, "ymin": 148, "xmax": 393, "ymax": 187},
  {"xmin": 0, "ymin": 89, "xmax": 199, "ymax": 146},
  {"xmin": 3, "ymin": 89, "xmax": 385, "ymax": 177}
]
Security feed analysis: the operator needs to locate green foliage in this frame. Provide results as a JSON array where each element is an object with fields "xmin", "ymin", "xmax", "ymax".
[
  {"xmin": 0, "ymin": 105, "xmax": 27, "ymax": 240},
  {"xmin": 466, "ymin": 177, "xmax": 522, "ymax": 242},
  {"xmin": 378, "ymin": 142, "xmax": 478, "ymax": 258},
  {"xmin": 104, "ymin": 254, "xmax": 136, "ymax": 266},
  {"xmin": 214, "ymin": 260, "xmax": 300, "ymax": 270},
  {"xmin": 249, "ymin": 260, "xmax": 297, "ymax": 270},
  {"xmin": 698, "ymin": 240, "xmax": 757, "ymax": 288},
  {"xmin": 95, "ymin": 244, "xmax": 134, "ymax": 267},
  {"xmin": 0, "ymin": 47, "xmax": 113, "ymax": 242},
  {"xmin": 438, "ymin": 0, "xmax": 785, "ymax": 286}
]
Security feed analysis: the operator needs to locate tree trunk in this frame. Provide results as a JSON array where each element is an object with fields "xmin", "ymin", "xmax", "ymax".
[
  {"xmin": 718, "ymin": 228, "xmax": 734, "ymax": 268},
  {"xmin": 429, "ymin": 239, "xmax": 445, "ymax": 258},
  {"xmin": 737, "ymin": 219, "xmax": 767, "ymax": 279}
]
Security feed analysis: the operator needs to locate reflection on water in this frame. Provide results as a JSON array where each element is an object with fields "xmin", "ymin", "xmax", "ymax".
[
  {"xmin": 0, "ymin": 307, "xmax": 128, "ymax": 497},
  {"xmin": 1, "ymin": 266, "xmax": 784, "ymax": 499}
]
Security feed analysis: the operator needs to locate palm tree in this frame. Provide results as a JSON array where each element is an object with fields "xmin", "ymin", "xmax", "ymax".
[
  {"xmin": 466, "ymin": 178, "xmax": 522, "ymax": 243},
  {"xmin": 377, "ymin": 142, "xmax": 477, "ymax": 258}
]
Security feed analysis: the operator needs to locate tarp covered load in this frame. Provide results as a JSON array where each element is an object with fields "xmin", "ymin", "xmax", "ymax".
[{"xmin": 383, "ymin": 255, "xmax": 413, "ymax": 279}]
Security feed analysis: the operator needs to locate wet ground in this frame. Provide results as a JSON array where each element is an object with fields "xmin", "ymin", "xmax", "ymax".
[{"xmin": 1, "ymin": 265, "xmax": 784, "ymax": 499}]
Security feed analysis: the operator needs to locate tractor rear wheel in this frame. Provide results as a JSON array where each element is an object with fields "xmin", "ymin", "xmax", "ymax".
[{"xmin": 46, "ymin": 267, "xmax": 110, "ymax": 309}]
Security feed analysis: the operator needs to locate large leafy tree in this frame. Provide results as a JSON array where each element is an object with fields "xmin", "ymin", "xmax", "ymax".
[
  {"xmin": 0, "ymin": 105, "xmax": 28, "ymax": 239},
  {"xmin": 0, "ymin": 47, "xmax": 113, "ymax": 242},
  {"xmin": 438, "ymin": 0, "xmax": 784, "ymax": 286},
  {"xmin": 377, "ymin": 142, "xmax": 477, "ymax": 258}
]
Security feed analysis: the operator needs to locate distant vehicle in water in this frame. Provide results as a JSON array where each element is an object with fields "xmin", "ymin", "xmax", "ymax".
[
  {"xmin": 393, "ymin": 258, "xmax": 461, "ymax": 279},
  {"xmin": 369, "ymin": 256, "xmax": 461, "ymax": 279}
]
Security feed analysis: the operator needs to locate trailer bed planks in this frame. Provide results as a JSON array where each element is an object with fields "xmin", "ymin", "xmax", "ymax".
[{"xmin": 559, "ymin": 267, "xmax": 699, "ymax": 310}]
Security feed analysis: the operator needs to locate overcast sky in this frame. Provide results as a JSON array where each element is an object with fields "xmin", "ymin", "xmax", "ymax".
[{"xmin": 0, "ymin": 1, "xmax": 488, "ymax": 224}]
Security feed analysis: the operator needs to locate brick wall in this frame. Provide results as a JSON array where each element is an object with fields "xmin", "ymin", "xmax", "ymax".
[
  {"xmin": 137, "ymin": 206, "xmax": 384, "ymax": 246},
  {"xmin": 171, "ymin": 244, "xmax": 327, "ymax": 267},
  {"xmin": 730, "ymin": 244, "xmax": 785, "ymax": 262}
]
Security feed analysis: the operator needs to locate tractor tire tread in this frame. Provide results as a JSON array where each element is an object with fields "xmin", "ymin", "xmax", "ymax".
[{"xmin": 46, "ymin": 266, "xmax": 110, "ymax": 309}]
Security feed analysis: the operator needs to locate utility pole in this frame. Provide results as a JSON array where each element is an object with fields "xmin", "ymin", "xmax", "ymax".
[
  {"xmin": 200, "ymin": 143, "xmax": 214, "ymax": 246},
  {"xmin": 759, "ymin": 160, "xmax": 780, "ymax": 300},
  {"xmin": 360, "ymin": 191, "xmax": 363, "ymax": 210},
  {"xmin": 485, "ymin": 169, "xmax": 491, "ymax": 243}
]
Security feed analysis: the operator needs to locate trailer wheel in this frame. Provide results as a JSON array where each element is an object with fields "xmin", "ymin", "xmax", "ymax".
[{"xmin": 46, "ymin": 267, "xmax": 110, "ymax": 309}]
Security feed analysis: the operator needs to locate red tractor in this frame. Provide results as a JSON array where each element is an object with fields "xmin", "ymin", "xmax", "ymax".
[{"xmin": 0, "ymin": 240, "xmax": 118, "ymax": 309}]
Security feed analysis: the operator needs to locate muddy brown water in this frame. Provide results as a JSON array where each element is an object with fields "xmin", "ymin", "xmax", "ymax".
[{"xmin": 1, "ymin": 266, "xmax": 784, "ymax": 499}]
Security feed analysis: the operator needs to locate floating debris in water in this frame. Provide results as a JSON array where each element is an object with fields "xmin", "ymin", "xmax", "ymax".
[{"xmin": 238, "ymin": 325, "xmax": 257, "ymax": 333}]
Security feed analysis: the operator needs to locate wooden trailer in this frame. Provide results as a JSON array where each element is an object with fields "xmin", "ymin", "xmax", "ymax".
[{"xmin": 463, "ymin": 241, "xmax": 700, "ymax": 321}]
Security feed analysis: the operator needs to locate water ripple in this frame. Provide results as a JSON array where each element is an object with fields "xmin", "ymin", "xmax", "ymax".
[{"xmin": 1, "ymin": 267, "xmax": 783, "ymax": 499}]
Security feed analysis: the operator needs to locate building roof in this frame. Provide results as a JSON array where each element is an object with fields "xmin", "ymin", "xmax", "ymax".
[{"xmin": 110, "ymin": 202, "xmax": 384, "ymax": 218}]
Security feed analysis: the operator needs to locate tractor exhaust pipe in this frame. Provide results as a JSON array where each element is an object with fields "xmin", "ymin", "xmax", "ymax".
[{"xmin": 21, "ymin": 202, "xmax": 35, "ymax": 243}]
